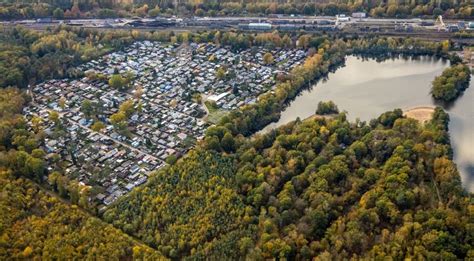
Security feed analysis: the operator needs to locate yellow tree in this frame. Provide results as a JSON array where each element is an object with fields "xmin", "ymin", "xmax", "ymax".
[{"xmin": 263, "ymin": 52, "xmax": 274, "ymax": 65}]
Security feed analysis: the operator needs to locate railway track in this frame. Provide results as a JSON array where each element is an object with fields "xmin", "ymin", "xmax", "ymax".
[{"xmin": 3, "ymin": 22, "xmax": 473, "ymax": 44}]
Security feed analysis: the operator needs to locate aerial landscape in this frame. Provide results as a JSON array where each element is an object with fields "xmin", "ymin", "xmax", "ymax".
[{"xmin": 0, "ymin": 0, "xmax": 473, "ymax": 259}]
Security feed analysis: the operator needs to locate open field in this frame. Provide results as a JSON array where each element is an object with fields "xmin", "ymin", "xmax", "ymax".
[{"xmin": 403, "ymin": 106, "xmax": 435, "ymax": 123}]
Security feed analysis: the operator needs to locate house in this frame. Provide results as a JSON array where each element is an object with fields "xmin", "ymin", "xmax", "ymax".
[{"xmin": 26, "ymin": 40, "xmax": 307, "ymax": 206}]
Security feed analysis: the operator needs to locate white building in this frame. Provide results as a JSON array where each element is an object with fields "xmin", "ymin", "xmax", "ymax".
[{"xmin": 208, "ymin": 92, "xmax": 229, "ymax": 103}]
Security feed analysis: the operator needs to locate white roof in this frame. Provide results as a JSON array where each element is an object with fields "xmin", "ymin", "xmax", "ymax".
[{"xmin": 208, "ymin": 92, "xmax": 229, "ymax": 102}]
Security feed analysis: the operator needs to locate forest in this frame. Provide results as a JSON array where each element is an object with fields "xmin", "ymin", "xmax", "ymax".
[
  {"xmin": 0, "ymin": 172, "xmax": 165, "ymax": 259},
  {"xmin": 0, "ymin": 26, "xmax": 472, "ymax": 259},
  {"xmin": 0, "ymin": 88, "xmax": 165, "ymax": 259},
  {"xmin": 0, "ymin": 25, "xmax": 145, "ymax": 88},
  {"xmin": 106, "ymin": 107, "xmax": 473, "ymax": 259},
  {"xmin": 431, "ymin": 63, "xmax": 471, "ymax": 102},
  {"xmin": 0, "ymin": 0, "xmax": 472, "ymax": 19}
]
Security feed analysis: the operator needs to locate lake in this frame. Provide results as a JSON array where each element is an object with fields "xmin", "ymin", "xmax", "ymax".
[{"xmin": 262, "ymin": 55, "xmax": 474, "ymax": 193}]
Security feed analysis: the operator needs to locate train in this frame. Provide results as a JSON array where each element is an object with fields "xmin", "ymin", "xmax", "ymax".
[{"xmin": 237, "ymin": 22, "xmax": 338, "ymax": 31}]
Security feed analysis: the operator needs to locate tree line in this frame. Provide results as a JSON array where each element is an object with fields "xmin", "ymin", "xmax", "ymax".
[
  {"xmin": 1, "ymin": 0, "xmax": 472, "ymax": 19},
  {"xmin": 185, "ymin": 0, "xmax": 472, "ymax": 19}
]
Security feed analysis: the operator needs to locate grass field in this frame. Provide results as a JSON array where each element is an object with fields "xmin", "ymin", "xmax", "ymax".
[{"xmin": 204, "ymin": 101, "xmax": 228, "ymax": 124}]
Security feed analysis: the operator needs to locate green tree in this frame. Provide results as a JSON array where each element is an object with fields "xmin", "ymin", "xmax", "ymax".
[
  {"xmin": 216, "ymin": 67, "xmax": 226, "ymax": 80},
  {"xmin": 166, "ymin": 154, "xmax": 178, "ymax": 165},
  {"xmin": 221, "ymin": 132, "xmax": 235, "ymax": 152},
  {"xmin": 316, "ymin": 101, "xmax": 339, "ymax": 115},
  {"xmin": 109, "ymin": 74, "xmax": 127, "ymax": 90},
  {"xmin": 431, "ymin": 64, "xmax": 471, "ymax": 102},
  {"xmin": 91, "ymin": 121, "xmax": 105, "ymax": 132},
  {"xmin": 109, "ymin": 111, "xmax": 128, "ymax": 133},
  {"xmin": 81, "ymin": 99, "xmax": 94, "ymax": 118},
  {"xmin": 119, "ymin": 100, "xmax": 135, "ymax": 118},
  {"xmin": 58, "ymin": 96, "xmax": 66, "ymax": 110},
  {"xmin": 53, "ymin": 8, "xmax": 64, "ymax": 19},
  {"xmin": 49, "ymin": 110, "xmax": 60, "ymax": 125},
  {"xmin": 26, "ymin": 156, "xmax": 45, "ymax": 180},
  {"xmin": 148, "ymin": 6, "xmax": 161, "ymax": 17}
]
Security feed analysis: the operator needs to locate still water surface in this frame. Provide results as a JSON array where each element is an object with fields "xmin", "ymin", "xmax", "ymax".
[{"xmin": 263, "ymin": 56, "xmax": 474, "ymax": 192}]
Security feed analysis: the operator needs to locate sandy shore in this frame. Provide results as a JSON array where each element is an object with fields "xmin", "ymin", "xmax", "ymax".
[{"xmin": 403, "ymin": 106, "xmax": 435, "ymax": 123}]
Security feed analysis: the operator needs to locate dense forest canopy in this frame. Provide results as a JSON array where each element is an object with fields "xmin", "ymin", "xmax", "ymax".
[
  {"xmin": 0, "ymin": 172, "xmax": 164, "ymax": 259},
  {"xmin": 0, "ymin": 0, "xmax": 472, "ymax": 19},
  {"xmin": 106, "ymin": 108, "xmax": 473, "ymax": 259},
  {"xmin": 0, "ymin": 25, "xmax": 144, "ymax": 88},
  {"xmin": 431, "ymin": 63, "xmax": 471, "ymax": 102},
  {"xmin": 104, "ymin": 150, "xmax": 250, "ymax": 258}
]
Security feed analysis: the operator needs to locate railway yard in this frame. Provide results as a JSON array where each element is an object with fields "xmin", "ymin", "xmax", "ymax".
[{"xmin": 3, "ymin": 14, "xmax": 473, "ymax": 44}]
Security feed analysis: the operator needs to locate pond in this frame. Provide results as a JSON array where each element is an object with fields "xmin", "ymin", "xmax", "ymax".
[{"xmin": 262, "ymin": 55, "xmax": 474, "ymax": 192}]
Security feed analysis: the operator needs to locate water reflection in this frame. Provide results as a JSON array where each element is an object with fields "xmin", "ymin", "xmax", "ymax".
[{"xmin": 262, "ymin": 55, "xmax": 473, "ymax": 192}]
